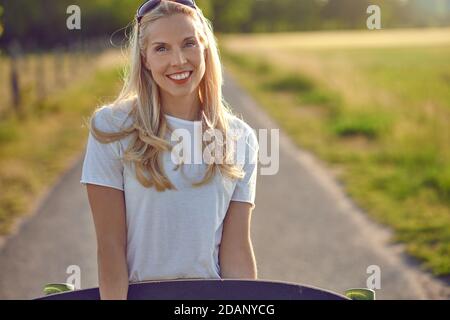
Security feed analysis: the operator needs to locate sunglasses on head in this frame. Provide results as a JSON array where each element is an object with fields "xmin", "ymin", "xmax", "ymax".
[{"xmin": 136, "ymin": 0, "xmax": 197, "ymax": 24}]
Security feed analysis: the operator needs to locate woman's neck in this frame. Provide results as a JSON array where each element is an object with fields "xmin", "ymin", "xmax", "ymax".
[{"xmin": 161, "ymin": 92, "xmax": 202, "ymax": 121}]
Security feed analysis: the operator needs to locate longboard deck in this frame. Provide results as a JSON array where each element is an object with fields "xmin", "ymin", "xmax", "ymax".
[{"xmin": 36, "ymin": 279, "xmax": 349, "ymax": 300}]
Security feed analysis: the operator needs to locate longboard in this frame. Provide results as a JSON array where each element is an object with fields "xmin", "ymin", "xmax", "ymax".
[{"xmin": 36, "ymin": 279, "xmax": 351, "ymax": 300}]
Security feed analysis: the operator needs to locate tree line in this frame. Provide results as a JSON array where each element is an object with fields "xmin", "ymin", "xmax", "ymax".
[{"xmin": 0, "ymin": 0, "xmax": 449, "ymax": 52}]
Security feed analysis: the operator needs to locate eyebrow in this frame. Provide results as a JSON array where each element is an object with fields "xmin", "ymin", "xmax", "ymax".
[{"xmin": 151, "ymin": 36, "xmax": 196, "ymax": 46}]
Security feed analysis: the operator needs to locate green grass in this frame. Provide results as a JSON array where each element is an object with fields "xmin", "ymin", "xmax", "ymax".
[
  {"xmin": 264, "ymin": 73, "xmax": 314, "ymax": 92},
  {"xmin": 319, "ymin": 46, "xmax": 450, "ymax": 109},
  {"xmin": 330, "ymin": 110, "xmax": 392, "ymax": 139},
  {"xmin": 220, "ymin": 36, "xmax": 450, "ymax": 277},
  {"xmin": 0, "ymin": 65, "xmax": 123, "ymax": 236},
  {"xmin": 297, "ymin": 89, "xmax": 341, "ymax": 108}
]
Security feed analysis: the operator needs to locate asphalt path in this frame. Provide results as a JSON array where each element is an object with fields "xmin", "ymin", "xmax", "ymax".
[{"xmin": 0, "ymin": 71, "xmax": 448, "ymax": 299}]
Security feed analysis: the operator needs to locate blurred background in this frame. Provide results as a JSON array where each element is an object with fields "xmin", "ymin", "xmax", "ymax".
[{"xmin": 0, "ymin": 0, "xmax": 449, "ymax": 299}]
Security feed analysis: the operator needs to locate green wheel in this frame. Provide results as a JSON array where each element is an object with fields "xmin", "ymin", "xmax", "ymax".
[
  {"xmin": 43, "ymin": 283, "xmax": 75, "ymax": 295},
  {"xmin": 344, "ymin": 288, "xmax": 376, "ymax": 300}
]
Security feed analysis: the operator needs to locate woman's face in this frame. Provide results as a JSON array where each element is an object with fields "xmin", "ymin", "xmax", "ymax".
[{"xmin": 142, "ymin": 13, "xmax": 206, "ymax": 99}]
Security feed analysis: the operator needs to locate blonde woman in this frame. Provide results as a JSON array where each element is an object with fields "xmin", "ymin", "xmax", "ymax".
[{"xmin": 80, "ymin": 0, "xmax": 259, "ymax": 300}]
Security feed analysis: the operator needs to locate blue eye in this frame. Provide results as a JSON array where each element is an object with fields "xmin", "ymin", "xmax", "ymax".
[{"xmin": 155, "ymin": 41, "xmax": 196, "ymax": 53}]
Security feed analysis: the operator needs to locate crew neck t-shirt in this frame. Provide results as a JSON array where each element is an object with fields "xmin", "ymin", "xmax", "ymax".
[{"xmin": 80, "ymin": 100, "xmax": 259, "ymax": 282}]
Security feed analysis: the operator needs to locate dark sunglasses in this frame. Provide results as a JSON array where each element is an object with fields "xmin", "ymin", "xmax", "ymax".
[{"xmin": 136, "ymin": 0, "xmax": 197, "ymax": 24}]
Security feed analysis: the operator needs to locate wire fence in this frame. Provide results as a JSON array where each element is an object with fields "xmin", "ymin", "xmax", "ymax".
[{"xmin": 0, "ymin": 37, "xmax": 113, "ymax": 120}]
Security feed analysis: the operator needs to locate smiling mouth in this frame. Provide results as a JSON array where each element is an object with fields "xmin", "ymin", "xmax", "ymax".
[{"xmin": 166, "ymin": 71, "xmax": 193, "ymax": 83}]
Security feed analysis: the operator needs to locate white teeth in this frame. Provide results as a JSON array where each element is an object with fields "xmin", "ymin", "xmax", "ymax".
[{"xmin": 168, "ymin": 72, "xmax": 190, "ymax": 80}]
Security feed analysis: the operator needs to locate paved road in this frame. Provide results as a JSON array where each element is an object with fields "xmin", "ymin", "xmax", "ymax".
[{"xmin": 0, "ymin": 72, "xmax": 448, "ymax": 299}]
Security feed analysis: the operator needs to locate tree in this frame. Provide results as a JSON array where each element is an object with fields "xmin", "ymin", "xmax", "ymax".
[{"xmin": 210, "ymin": 0, "xmax": 254, "ymax": 32}]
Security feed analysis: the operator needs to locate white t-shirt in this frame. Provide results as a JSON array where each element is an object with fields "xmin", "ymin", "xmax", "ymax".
[{"xmin": 80, "ymin": 100, "xmax": 259, "ymax": 282}]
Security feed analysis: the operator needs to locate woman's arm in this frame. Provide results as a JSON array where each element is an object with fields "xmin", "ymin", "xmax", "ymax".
[
  {"xmin": 219, "ymin": 201, "xmax": 258, "ymax": 279},
  {"xmin": 86, "ymin": 184, "xmax": 129, "ymax": 299}
]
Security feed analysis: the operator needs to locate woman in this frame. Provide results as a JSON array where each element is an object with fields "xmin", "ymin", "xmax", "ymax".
[{"xmin": 80, "ymin": 0, "xmax": 259, "ymax": 300}]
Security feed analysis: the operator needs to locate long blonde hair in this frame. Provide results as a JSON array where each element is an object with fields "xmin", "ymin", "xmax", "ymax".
[{"xmin": 85, "ymin": 1, "xmax": 244, "ymax": 191}]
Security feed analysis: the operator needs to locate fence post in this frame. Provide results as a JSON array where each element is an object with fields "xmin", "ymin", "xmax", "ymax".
[
  {"xmin": 35, "ymin": 52, "xmax": 46, "ymax": 102},
  {"xmin": 9, "ymin": 41, "xmax": 22, "ymax": 118},
  {"xmin": 0, "ymin": 52, "xmax": 5, "ymax": 117},
  {"xmin": 53, "ymin": 47, "xmax": 63, "ymax": 88},
  {"xmin": 10, "ymin": 56, "xmax": 20, "ymax": 110},
  {"xmin": 68, "ymin": 42, "xmax": 78, "ymax": 77}
]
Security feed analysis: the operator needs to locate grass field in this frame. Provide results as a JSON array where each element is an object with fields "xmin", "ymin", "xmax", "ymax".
[{"xmin": 219, "ymin": 27, "xmax": 450, "ymax": 276}]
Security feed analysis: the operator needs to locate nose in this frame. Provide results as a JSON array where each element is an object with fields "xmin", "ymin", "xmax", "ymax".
[{"xmin": 171, "ymin": 47, "xmax": 187, "ymax": 66}]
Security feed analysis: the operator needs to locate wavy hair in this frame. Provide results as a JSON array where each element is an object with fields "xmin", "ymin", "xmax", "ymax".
[{"xmin": 84, "ymin": 1, "xmax": 244, "ymax": 191}]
